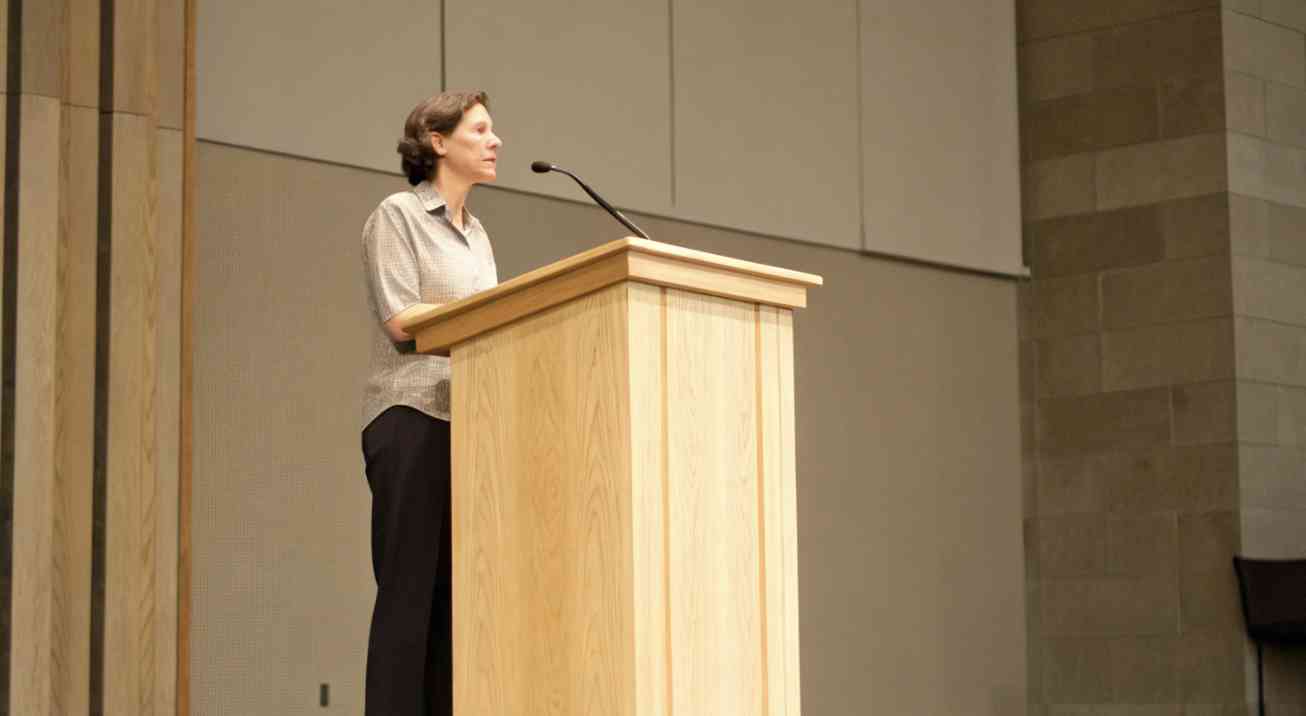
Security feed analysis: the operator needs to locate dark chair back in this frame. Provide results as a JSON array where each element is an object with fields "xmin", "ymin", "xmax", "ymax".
[{"xmin": 1233, "ymin": 556, "xmax": 1306, "ymax": 644}]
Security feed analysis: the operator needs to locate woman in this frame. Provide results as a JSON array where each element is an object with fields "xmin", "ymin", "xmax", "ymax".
[{"xmin": 359, "ymin": 90, "xmax": 502, "ymax": 716}]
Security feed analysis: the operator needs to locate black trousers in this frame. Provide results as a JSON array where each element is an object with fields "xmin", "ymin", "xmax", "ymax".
[{"xmin": 361, "ymin": 405, "xmax": 453, "ymax": 716}]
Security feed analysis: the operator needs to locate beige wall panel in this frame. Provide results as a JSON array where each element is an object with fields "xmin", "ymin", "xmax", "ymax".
[
  {"xmin": 861, "ymin": 0, "xmax": 1023, "ymax": 275},
  {"xmin": 158, "ymin": 0, "xmax": 184, "ymax": 128},
  {"xmin": 9, "ymin": 93, "xmax": 63, "ymax": 716},
  {"xmin": 53, "ymin": 102, "xmax": 100, "ymax": 716},
  {"xmin": 192, "ymin": 142, "xmax": 375, "ymax": 715},
  {"xmin": 445, "ymin": 0, "xmax": 673, "ymax": 214},
  {"xmin": 664, "ymin": 290, "xmax": 764, "ymax": 714},
  {"xmin": 154, "ymin": 127, "xmax": 183, "ymax": 716},
  {"xmin": 66, "ymin": 0, "xmax": 100, "ymax": 107},
  {"xmin": 626, "ymin": 282, "xmax": 668, "ymax": 716},
  {"xmin": 105, "ymin": 111, "xmax": 159, "ymax": 716},
  {"xmin": 195, "ymin": 143, "xmax": 1025, "ymax": 715},
  {"xmin": 196, "ymin": 0, "xmax": 442, "ymax": 173},
  {"xmin": 674, "ymin": 0, "xmax": 861, "ymax": 251},
  {"xmin": 113, "ymin": 0, "xmax": 159, "ymax": 115},
  {"xmin": 22, "ymin": 0, "xmax": 65, "ymax": 99}
]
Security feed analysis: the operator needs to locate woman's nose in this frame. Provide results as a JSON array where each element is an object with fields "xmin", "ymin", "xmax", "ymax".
[{"xmin": 489, "ymin": 133, "xmax": 503, "ymax": 149}]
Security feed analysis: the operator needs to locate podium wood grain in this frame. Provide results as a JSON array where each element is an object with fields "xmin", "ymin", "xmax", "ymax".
[{"xmin": 431, "ymin": 240, "xmax": 814, "ymax": 715}]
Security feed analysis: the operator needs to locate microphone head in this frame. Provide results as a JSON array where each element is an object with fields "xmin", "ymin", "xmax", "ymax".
[{"xmin": 530, "ymin": 161, "xmax": 554, "ymax": 173}]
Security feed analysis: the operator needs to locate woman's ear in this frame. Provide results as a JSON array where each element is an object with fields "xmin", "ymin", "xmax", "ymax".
[{"xmin": 429, "ymin": 132, "xmax": 447, "ymax": 158}]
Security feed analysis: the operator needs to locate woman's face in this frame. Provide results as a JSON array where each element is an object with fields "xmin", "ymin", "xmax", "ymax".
[{"xmin": 432, "ymin": 103, "xmax": 502, "ymax": 184}]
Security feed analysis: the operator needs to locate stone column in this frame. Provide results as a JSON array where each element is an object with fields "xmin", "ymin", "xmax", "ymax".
[{"xmin": 1019, "ymin": 1, "xmax": 1306, "ymax": 713}]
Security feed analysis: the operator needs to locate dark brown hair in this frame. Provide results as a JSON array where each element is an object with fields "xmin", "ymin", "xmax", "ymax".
[{"xmin": 396, "ymin": 90, "xmax": 490, "ymax": 186}]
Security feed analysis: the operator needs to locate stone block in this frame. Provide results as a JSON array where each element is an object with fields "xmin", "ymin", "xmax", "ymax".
[
  {"xmin": 1021, "ymin": 0, "xmax": 1218, "ymax": 42},
  {"xmin": 1262, "ymin": 0, "xmax": 1306, "ymax": 30},
  {"xmin": 1101, "ymin": 318, "xmax": 1235, "ymax": 391},
  {"xmin": 1180, "ymin": 567, "xmax": 1244, "ymax": 632},
  {"xmin": 1242, "ymin": 507, "xmax": 1306, "ymax": 556},
  {"xmin": 1267, "ymin": 82, "xmax": 1306, "ymax": 148},
  {"xmin": 1161, "ymin": 194, "xmax": 1230, "ymax": 260},
  {"xmin": 1039, "ymin": 335, "xmax": 1103, "ymax": 397},
  {"xmin": 1239, "ymin": 444, "xmax": 1306, "ymax": 509},
  {"xmin": 1099, "ymin": 444, "xmax": 1238, "ymax": 514},
  {"xmin": 1223, "ymin": 10, "xmax": 1306, "ymax": 87},
  {"xmin": 1222, "ymin": 0, "xmax": 1262, "ymax": 14},
  {"xmin": 1177, "ymin": 630, "xmax": 1248, "ymax": 703},
  {"xmin": 1107, "ymin": 513, "xmax": 1180, "ymax": 578},
  {"xmin": 1233, "ymin": 257, "xmax": 1306, "ymax": 325},
  {"xmin": 1042, "ymin": 637, "xmax": 1113, "ymax": 703},
  {"xmin": 1021, "ymin": 33, "xmax": 1096, "ymax": 104},
  {"xmin": 1227, "ymin": 132, "xmax": 1306, "ymax": 208},
  {"xmin": 1039, "ymin": 389, "xmax": 1172, "ymax": 456},
  {"xmin": 1172, "ymin": 381, "xmax": 1237, "ymax": 445},
  {"xmin": 1267, "ymin": 200, "xmax": 1306, "ymax": 265},
  {"xmin": 1040, "ymin": 454, "xmax": 1106, "ymax": 514},
  {"xmin": 1026, "ymin": 153, "xmax": 1098, "ymax": 221},
  {"xmin": 1024, "ymin": 87, "xmax": 1159, "ymax": 160},
  {"xmin": 1096, "ymin": 133, "xmax": 1228, "ymax": 211},
  {"xmin": 1031, "ymin": 274, "xmax": 1101, "ymax": 339},
  {"xmin": 1101, "ymin": 256, "xmax": 1233, "ymax": 330},
  {"xmin": 1279, "ymin": 385, "xmax": 1306, "ymax": 446},
  {"xmin": 1028, "ymin": 205, "xmax": 1165, "ymax": 278},
  {"xmin": 1110, "ymin": 636, "xmax": 1181, "ymax": 703},
  {"xmin": 1094, "ymin": 10, "xmax": 1224, "ymax": 90},
  {"xmin": 1237, "ymin": 380, "xmax": 1281, "ymax": 444},
  {"xmin": 1229, "ymin": 193, "xmax": 1270, "ymax": 259},
  {"xmin": 1234, "ymin": 316, "xmax": 1306, "ymax": 385},
  {"xmin": 1179, "ymin": 511, "xmax": 1238, "ymax": 574},
  {"xmin": 1041, "ymin": 576, "xmax": 1180, "ymax": 636},
  {"xmin": 1225, "ymin": 71, "xmax": 1267, "ymax": 136},
  {"xmin": 1041, "ymin": 514, "xmax": 1109, "ymax": 577},
  {"xmin": 1160, "ymin": 74, "xmax": 1225, "ymax": 138}
]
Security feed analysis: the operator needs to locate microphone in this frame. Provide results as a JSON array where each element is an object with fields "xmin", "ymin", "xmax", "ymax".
[{"xmin": 531, "ymin": 161, "xmax": 650, "ymax": 240}]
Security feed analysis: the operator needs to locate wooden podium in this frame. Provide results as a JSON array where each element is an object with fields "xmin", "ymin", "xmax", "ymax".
[{"xmin": 406, "ymin": 238, "xmax": 822, "ymax": 715}]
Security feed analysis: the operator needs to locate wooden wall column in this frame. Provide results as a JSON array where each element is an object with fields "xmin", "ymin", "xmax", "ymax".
[{"xmin": 3, "ymin": 0, "xmax": 189, "ymax": 713}]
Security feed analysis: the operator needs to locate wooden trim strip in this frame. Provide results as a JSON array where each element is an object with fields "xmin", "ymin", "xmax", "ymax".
[
  {"xmin": 414, "ymin": 252, "xmax": 630, "ymax": 356},
  {"xmin": 0, "ymin": 0, "xmax": 23, "ymax": 709},
  {"xmin": 91, "ymin": 1, "xmax": 116, "ymax": 712},
  {"xmin": 177, "ymin": 0, "xmax": 197, "ymax": 712},
  {"xmin": 406, "ymin": 238, "xmax": 821, "ymax": 335},
  {"xmin": 753, "ymin": 305, "xmax": 770, "ymax": 716},
  {"xmin": 411, "ymin": 243, "xmax": 818, "ymax": 355}
]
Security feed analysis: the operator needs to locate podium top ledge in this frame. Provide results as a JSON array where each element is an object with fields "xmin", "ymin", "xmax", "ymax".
[{"xmin": 404, "ymin": 237, "xmax": 824, "ymax": 355}]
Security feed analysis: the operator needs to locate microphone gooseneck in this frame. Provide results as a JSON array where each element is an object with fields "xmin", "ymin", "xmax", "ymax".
[{"xmin": 529, "ymin": 160, "xmax": 650, "ymax": 240}]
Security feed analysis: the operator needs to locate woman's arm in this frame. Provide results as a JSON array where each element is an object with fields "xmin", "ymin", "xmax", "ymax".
[{"xmin": 383, "ymin": 302, "xmax": 442, "ymax": 343}]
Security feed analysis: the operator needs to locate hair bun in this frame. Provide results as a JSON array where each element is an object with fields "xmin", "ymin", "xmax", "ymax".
[{"xmin": 396, "ymin": 136, "xmax": 435, "ymax": 186}]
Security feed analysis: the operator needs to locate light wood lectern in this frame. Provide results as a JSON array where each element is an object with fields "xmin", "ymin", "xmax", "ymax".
[{"xmin": 405, "ymin": 238, "xmax": 822, "ymax": 716}]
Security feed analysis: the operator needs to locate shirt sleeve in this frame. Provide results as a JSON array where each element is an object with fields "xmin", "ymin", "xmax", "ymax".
[{"xmin": 362, "ymin": 201, "xmax": 420, "ymax": 323}]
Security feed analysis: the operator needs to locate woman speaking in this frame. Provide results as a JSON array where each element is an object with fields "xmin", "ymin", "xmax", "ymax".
[{"xmin": 359, "ymin": 90, "xmax": 502, "ymax": 715}]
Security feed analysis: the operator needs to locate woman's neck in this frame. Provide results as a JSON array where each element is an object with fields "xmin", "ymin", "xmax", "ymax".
[{"xmin": 433, "ymin": 171, "xmax": 472, "ymax": 229}]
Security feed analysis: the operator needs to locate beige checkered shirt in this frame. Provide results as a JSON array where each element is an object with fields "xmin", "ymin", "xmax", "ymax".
[{"xmin": 361, "ymin": 181, "xmax": 498, "ymax": 428}]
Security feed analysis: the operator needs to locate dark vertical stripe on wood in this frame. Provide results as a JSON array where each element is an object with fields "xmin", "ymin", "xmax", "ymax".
[
  {"xmin": 0, "ymin": 1, "xmax": 23, "ymax": 713},
  {"xmin": 90, "ymin": 1, "xmax": 114, "ymax": 714}
]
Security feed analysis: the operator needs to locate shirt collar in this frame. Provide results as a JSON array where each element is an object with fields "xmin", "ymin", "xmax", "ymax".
[{"xmin": 414, "ymin": 180, "xmax": 482, "ymax": 230}]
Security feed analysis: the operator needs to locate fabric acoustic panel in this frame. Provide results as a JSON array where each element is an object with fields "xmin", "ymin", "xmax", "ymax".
[
  {"xmin": 673, "ymin": 0, "xmax": 863, "ymax": 251},
  {"xmin": 444, "ymin": 0, "xmax": 674, "ymax": 216},
  {"xmin": 196, "ymin": 1, "xmax": 442, "ymax": 174},
  {"xmin": 860, "ymin": 0, "xmax": 1023, "ymax": 275}
]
